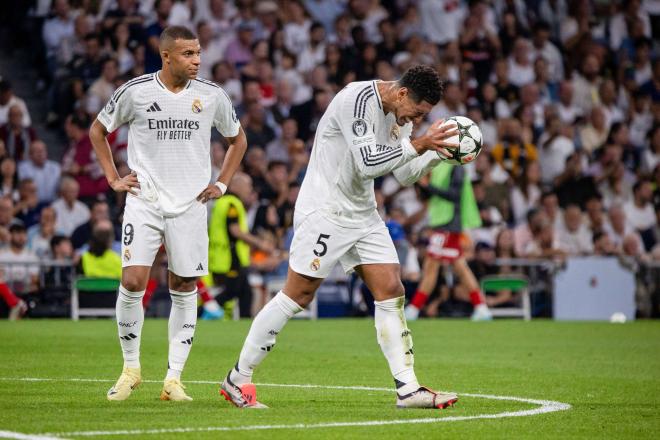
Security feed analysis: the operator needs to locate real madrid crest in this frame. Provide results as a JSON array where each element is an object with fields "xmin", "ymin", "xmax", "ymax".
[
  {"xmin": 192, "ymin": 98, "xmax": 203, "ymax": 113},
  {"xmin": 310, "ymin": 258, "xmax": 321, "ymax": 271},
  {"xmin": 123, "ymin": 249, "xmax": 131, "ymax": 262},
  {"xmin": 390, "ymin": 124, "xmax": 400, "ymax": 141}
]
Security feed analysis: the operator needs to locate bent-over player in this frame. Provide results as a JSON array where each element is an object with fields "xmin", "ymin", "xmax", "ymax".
[{"xmin": 220, "ymin": 65, "xmax": 460, "ymax": 409}]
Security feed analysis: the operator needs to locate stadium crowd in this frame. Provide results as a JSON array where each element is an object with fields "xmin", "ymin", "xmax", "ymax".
[{"xmin": 0, "ymin": 0, "xmax": 659, "ymax": 319}]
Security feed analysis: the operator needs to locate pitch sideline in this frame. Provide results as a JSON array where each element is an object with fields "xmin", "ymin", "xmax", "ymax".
[{"xmin": 0, "ymin": 377, "xmax": 571, "ymax": 438}]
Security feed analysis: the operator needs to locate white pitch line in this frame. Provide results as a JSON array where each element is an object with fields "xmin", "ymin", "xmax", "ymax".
[
  {"xmin": 0, "ymin": 431, "xmax": 63, "ymax": 440},
  {"xmin": 0, "ymin": 377, "xmax": 571, "ymax": 438}
]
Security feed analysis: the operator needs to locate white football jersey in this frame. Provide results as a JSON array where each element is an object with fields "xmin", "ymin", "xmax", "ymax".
[
  {"xmin": 97, "ymin": 72, "xmax": 240, "ymax": 216},
  {"xmin": 296, "ymin": 80, "xmax": 418, "ymax": 228}
]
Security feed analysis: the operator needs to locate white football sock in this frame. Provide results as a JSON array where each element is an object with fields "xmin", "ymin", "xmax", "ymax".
[
  {"xmin": 166, "ymin": 288, "xmax": 198, "ymax": 380},
  {"xmin": 230, "ymin": 291, "xmax": 302, "ymax": 385},
  {"xmin": 374, "ymin": 296, "xmax": 420, "ymax": 396},
  {"xmin": 116, "ymin": 285, "xmax": 145, "ymax": 369}
]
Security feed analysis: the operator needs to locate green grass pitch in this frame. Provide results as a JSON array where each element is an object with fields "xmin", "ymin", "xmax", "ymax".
[{"xmin": 0, "ymin": 319, "xmax": 659, "ymax": 439}]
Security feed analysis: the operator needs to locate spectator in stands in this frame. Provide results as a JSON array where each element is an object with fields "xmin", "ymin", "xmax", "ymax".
[
  {"xmin": 507, "ymin": 38, "xmax": 535, "ymax": 88},
  {"xmin": 585, "ymin": 195, "xmax": 607, "ymax": 235},
  {"xmin": 579, "ymin": 106, "xmax": 609, "ymax": 156},
  {"xmin": 70, "ymin": 200, "xmax": 113, "ymax": 251},
  {"xmin": 0, "ymin": 80, "xmax": 31, "ymax": 128},
  {"xmin": 540, "ymin": 190, "xmax": 563, "ymax": 230},
  {"xmin": 0, "ymin": 196, "xmax": 14, "ymax": 246},
  {"xmin": 598, "ymin": 162, "xmax": 632, "ymax": 209},
  {"xmin": 523, "ymin": 218, "xmax": 565, "ymax": 260},
  {"xmin": 555, "ymin": 152, "xmax": 599, "ymax": 208},
  {"xmin": 0, "ymin": 222, "xmax": 40, "ymax": 294},
  {"xmin": 557, "ymin": 204, "xmax": 594, "ymax": 255},
  {"xmin": 144, "ymin": 0, "xmax": 172, "ymax": 73},
  {"xmin": 491, "ymin": 118, "xmax": 538, "ymax": 180},
  {"xmin": 0, "ymin": 157, "xmax": 18, "ymax": 201},
  {"xmin": 17, "ymin": 140, "xmax": 61, "ymax": 205},
  {"xmin": 556, "ymin": 80, "xmax": 582, "ymax": 125},
  {"xmin": 531, "ymin": 21, "xmax": 564, "ymax": 84},
  {"xmin": 592, "ymin": 230, "xmax": 618, "ymax": 256},
  {"xmin": 51, "ymin": 176, "xmax": 90, "ymax": 237},
  {"xmin": 606, "ymin": 204, "xmax": 637, "ymax": 251},
  {"xmin": 14, "ymin": 178, "xmax": 47, "ymax": 229},
  {"xmin": 42, "ymin": 0, "xmax": 75, "ymax": 75},
  {"xmin": 0, "ymin": 105, "xmax": 37, "ymax": 161},
  {"xmin": 27, "ymin": 206, "xmax": 59, "ymax": 259},
  {"xmin": 69, "ymin": 34, "xmax": 105, "ymax": 92},
  {"xmin": 225, "ymin": 21, "xmax": 255, "ymax": 69},
  {"xmin": 62, "ymin": 114, "xmax": 109, "ymax": 202},
  {"xmin": 79, "ymin": 219, "xmax": 121, "ymax": 279},
  {"xmin": 624, "ymin": 179, "xmax": 657, "ymax": 250},
  {"xmin": 538, "ymin": 112, "xmax": 575, "ymax": 186},
  {"xmin": 511, "ymin": 161, "xmax": 542, "ymax": 226},
  {"xmin": 243, "ymin": 102, "xmax": 276, "ymax": 150},
  {"xmin": 196, "ymin": 21, "xmax": 226, "ymax": 80},
  {"xmin": 85, "ymin": 58, "xmax": 118, "ymax": 115},
  {"xmin": 514, "ymin": 208, "xmax": 546, "ymax": 257},
  {"xmin": 572, "ymin": 54, "xmax": 602, "ymax": 115}
]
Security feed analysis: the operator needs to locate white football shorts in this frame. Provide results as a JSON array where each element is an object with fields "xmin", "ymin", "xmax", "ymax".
[
  {"xmin": 289, "ymin": 210, "xmax": 399, "ymax": 278},
  {"xmin": 120, "ymin": 195, "xmax": 208, "ymax": 277}
]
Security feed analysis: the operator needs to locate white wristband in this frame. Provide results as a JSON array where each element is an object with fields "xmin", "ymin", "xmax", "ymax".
[{"xmin": 214, "ymin": 181, "xmax": 227, "ymax": 194}]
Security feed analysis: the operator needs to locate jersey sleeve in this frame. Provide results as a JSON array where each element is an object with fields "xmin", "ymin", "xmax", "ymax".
[
  {"xmin": 392, "ymin": 150, "xmax": 446, "ymax": 186},
  {"xmin": 339, "ymin": 91, "xmax": 418, "ymax": 180},
  {"xmin": 96, "ymin": 83, "xmax": 135, "ymax": 132},
  {"xmin": 213, "ymin": 89, "xmax": 240, "ymax": 138}
]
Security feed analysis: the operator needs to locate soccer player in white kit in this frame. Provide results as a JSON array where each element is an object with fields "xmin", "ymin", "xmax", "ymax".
[
  {"xmin": 89, "ymin": 26, "xmax": 247, "ymax": 402},
  {"xmin": 220, "ymin": 65, "xmax": 460, "ymax": 409}
]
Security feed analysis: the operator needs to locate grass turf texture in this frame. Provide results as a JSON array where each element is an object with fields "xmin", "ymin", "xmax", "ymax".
[{"xmin": 0, "ymin": 319, "xmax": 658, "ymax": 439}]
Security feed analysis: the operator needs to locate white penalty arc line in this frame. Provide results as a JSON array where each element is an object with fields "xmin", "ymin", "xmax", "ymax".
[{"xmin": 0, "ymin": 377, "xmax": 571, "ymax": 438}]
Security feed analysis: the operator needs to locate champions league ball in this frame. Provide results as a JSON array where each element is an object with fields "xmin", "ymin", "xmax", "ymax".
[{"xmin": 436, "ymin": 116, "xmax": 483, "ymax": 165}]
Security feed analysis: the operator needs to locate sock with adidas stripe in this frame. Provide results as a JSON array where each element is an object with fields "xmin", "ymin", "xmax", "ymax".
[
  {"xmin": 166, "ymin": 288, "xmax": 198, "ymax": 380},
  {"xmin": 116, "ymin": 285, "xmax": 145, "ymax": 369},
  {"xmin": 374, "ymin": 296, "xmax": 420, "ymax": 396}
]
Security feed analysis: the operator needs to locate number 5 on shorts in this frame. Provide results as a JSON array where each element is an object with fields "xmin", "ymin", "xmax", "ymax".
[{"xmin": 313, "ymin": 233, "xmax": 330, "ymax": 257}]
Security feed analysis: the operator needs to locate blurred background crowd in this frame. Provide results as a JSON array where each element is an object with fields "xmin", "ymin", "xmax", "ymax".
[{"xmin": 0, "ymin": 0, "xmax": 658, "ymax": 320}]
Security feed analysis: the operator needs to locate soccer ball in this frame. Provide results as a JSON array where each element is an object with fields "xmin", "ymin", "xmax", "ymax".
[{"xmin": 435, "ymin": 116, "xmax": 483, "ymax": 165}]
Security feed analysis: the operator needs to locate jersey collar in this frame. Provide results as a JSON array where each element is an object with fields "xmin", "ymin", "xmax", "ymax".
[{"xmin": 155, "ymin": 71, "xmax": 192, "ymax": 95}]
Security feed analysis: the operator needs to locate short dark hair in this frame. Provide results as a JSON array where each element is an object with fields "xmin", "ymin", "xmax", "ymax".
[
  {"xmin": 160, "ymin": 26, "xmax": 197, "ymax": 46},
  {"xmin": 398, "ymin": 65, "xmax": 444, "ymax": 105},
  {"xmin": 50, "ymin": 235, "xmax": 70, "ymax": 252}
]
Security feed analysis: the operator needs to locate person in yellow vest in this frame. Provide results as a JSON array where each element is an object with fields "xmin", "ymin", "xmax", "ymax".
[
  {"xmin": 209, "ymin": 172, "xmax": 273, "ymax": 318},
  {"xmin": 80, "ymin": 219, "xmax": 122, "ymax": 279},
  {"xmin": 404, "ymin": 163, "xmax": 492, "ymax": 321}
]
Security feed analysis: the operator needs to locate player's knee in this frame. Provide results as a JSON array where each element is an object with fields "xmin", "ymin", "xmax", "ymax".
[
  {"xmin": 376, "ymin": 279, "xmax": 405, "ymax": 300},
  {"xmin": 121, "ymin": 274, "xmax": 146, "ymax": 293},
  {"xmin": 170, "ymin": 275, "xmax": 197, "ymax": 292}
]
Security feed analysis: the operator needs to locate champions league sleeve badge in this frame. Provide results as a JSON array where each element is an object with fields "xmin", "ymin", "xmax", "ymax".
[
  {"xmin": 105, "ymin": 99, "xmax": 116, "ymax": 114},
  {"xmin": 352, "ymin": 119, "xmax": 368, "ymax": 137}
]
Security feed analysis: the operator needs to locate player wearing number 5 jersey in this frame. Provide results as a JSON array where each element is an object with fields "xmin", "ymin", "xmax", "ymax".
[
  {"xmin": 89, "ymin": 26, "xmax": 247, "ymax": 402},
  {"xmin": 221, "ymin": 66, "xmax": 460, "ymax": 409}
]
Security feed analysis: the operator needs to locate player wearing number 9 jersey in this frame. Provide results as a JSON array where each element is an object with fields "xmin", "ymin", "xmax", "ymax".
[
  {"xmin": 220, "ymin": 66, "xmax": 462, "ymax": 409},
  {"xmin": 90, "ymin": 26, "xmax": 247, "ymax": 402}
]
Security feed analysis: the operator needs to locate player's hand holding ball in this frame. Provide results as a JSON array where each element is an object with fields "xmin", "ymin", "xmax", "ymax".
[
  {"xmin": 415, "ymin": 119, "xmax": 459, "ymax": 158},
  {"xmin": 433, "ymin": 116, "xmax": 483, "ymax": 165}
]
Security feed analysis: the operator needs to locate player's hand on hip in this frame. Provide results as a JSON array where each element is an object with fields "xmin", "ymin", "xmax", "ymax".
[
  {"xmin": 422, "ymin": 118, "xmax": 459, "ymax": 158},
  {"xmin": 197, "ymin": 184, "xmax": 223, "ymax": 203},
  {"xmin": 110, "ymin": 171, "xmax": 140, "ymax": 195}
]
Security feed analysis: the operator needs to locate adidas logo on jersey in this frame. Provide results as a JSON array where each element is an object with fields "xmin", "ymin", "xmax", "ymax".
[
  {"xmin": 196, "ymin": 263, "xmax": 203, "ymax": 271},
  {"xmin": 146, "ymin": 102, "xmax": 162, "ymax": 112}
]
